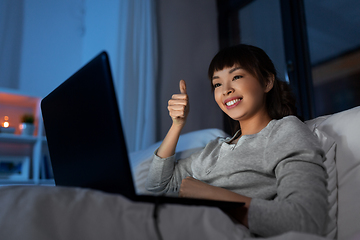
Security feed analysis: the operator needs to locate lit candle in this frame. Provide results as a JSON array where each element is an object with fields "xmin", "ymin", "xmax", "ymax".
[{"xmin": 3, "ymin": 116, "xmax": 9, "ymax": 128}]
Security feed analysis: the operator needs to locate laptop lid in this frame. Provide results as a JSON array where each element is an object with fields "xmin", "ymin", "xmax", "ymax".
[{"xmin": 41, "ymin": 52, "xmax": 136, "ymax": 200}]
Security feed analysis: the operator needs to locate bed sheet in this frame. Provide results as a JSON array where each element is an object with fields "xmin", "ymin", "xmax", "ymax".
[{"xmin": 0, "ymin": 185, "xmax": 334, "ymax": 240}]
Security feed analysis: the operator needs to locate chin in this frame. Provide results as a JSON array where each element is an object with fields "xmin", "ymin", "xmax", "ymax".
[{"xmin": 224, "ymin": 110, "xmax": 245, "ymax": 121}]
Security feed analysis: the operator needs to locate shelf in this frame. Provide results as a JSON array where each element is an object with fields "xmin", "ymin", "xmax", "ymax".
[
  {"xmin": 38, "ymin": 179, "xmax": 55, "ymax": 186},
  {"xmin": 0, "ymin": 134, "xmax": 38, "ymax": 144},
  {"xmin": 0, "ymin": 179, "xmax": 55, "ymax": 186},
  {"xmin": 0, "ymin": 91, "xmax": 50, "ymax": 187},
  {"xmin": 0, "ymin": 180, "xmax": 36, "ymax": 186}
]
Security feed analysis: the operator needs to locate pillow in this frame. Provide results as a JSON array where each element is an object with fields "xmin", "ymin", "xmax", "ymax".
[
  {"xmin": 129, "ymin": 128, "xmax": 229, "ymax": 168},
  {"xmin": 134, "ymin": 147, "xmax": 204, "ymax": 195},
  {"xmin": 313, "ymin": 106, "xmax": 360, "ymax": 240},
  {"xmin": 307, "ymin": 124, "xmax": 338, "ymax": 239},
  {"xmin": 130, "ymin": 128, "xmax": 229, "ymax": 195}
]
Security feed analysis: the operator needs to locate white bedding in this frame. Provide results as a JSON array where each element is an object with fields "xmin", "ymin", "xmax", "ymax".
[
  {"xmin": 2, "ymin": 108, "xmax": 360, "ymax": 240},
  {"xmin": 0, "ymin": 185, "xmax": 331, "ymax": 240}
]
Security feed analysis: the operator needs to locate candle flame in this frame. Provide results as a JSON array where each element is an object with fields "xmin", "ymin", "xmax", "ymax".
[{"xmin": 3, "ymin": 116, "xmax": 10, "ymax": 128}]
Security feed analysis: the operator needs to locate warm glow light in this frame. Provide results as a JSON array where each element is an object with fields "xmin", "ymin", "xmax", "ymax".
[{"xmin": 2, "ymin": 116, "xmax": 10, "ymax": 128}]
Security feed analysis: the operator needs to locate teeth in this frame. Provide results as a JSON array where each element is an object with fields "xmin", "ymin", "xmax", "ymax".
[{"xmin": 226, "ymin": 98, "xmax": 241, "ymax": 106}]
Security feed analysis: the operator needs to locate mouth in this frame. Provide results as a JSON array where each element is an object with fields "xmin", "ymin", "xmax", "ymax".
[{"xmin": 224, "ymin": 97, "xmax": 242, "ymax": 109}]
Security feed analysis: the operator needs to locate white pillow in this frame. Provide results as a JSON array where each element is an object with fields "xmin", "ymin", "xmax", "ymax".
[
  {"xmin": 312, "ymin": 128, "xmax": 338, "ymax": 239},
  {"xmin": 129, "ymin": 128, "xmax": 228, "ymax": 168},
  {"xmin": 312, "ymin": 106, "xmax": 360, "ymax": 240},
  {"xmin": 131, "ymin": 128, "xmax": 229, "ymax": 195}
]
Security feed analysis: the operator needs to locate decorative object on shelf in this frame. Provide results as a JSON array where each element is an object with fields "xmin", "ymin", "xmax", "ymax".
[
  {"xmin": 0, "ymin": 116, "xmax": 15, "ymax": 134},
  {"xmin": 0, "ymin": 156, "xmax": 30, "ymax": 180},
  {"xmin": 19, "ymin": 114, "xmax": 35, "ymax": 136}
]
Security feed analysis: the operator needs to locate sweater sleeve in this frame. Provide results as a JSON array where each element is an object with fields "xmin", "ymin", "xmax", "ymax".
[
  {"xmin": 145, "ymin": 149, "xmax": 201, "ymax": 194},
  {"xmin": 248, "ymin": 117, "xmax": 329, "ymax": 237}
]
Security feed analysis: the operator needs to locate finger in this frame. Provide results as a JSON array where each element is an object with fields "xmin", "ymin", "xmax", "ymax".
[
  {"xmin": 168, "ymin": 105, "xmax": 186, "ymax": 111},
  {"xmin": 168, "ymin": 99, "xmax": 187, "ymax": 106},
  {"xmin": 169, "ymin": 110, "xmax": 186, "ymax": 118},
  {"xmin": 179, "ymin": 80, "xmax": 187, "ymax": 94},
  {"xmin": 171, "ymin": 94, "xmax": 188, "ymax": 100}
]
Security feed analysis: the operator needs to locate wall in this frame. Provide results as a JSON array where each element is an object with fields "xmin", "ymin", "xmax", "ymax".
[
  {"xmin": 0, "ymin": 0, "xmax": 24, "ymax": 90},
  {"xmin": 81, "ymin": 0, "xmax": 120, "ymax": 71},
  {"xmin": 157, "ymin": 0, "xmax": 223, "ymax": 139},
  {"xmin": 13, "ymin": 0, "xmax": 120, "ymax": 98},
  {"xmin": 2, "ymin": 0, "xmax": 223, "ymax": 146},
  {"xmin": 18, "ymin": 0, "xmax": 84, "ymax": 98}
]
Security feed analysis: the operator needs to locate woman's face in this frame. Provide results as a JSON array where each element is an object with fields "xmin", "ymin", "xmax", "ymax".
[{"xmin": 212, "ymin": 65, "xmax": 270, "ymax": 123}]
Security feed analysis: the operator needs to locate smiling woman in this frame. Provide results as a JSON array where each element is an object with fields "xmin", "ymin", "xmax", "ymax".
[
  {"xmin": 145, "ymin": 44, "xmax": 329, "ymax": 237},
  {"xmin": 208, "ymin": 44, "xmax": 297, "ymax": 135},
  {"xmin": 211, "ymin": 66, "xmax": 273, "ymax": 136}
]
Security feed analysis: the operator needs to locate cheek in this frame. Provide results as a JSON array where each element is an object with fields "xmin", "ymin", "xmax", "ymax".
[
  {"xmin": 247, "ymin": 83, "xmax": 265, "ymax": 98},
  {"xmin": 214, "ymin": 91, "xmax": 222, "ymax": 107}
]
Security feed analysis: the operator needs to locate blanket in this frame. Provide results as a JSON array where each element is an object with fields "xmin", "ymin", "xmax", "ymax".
[{"xmin": 0, "ymin": 185, "xmax": 331, "ymax": 240}]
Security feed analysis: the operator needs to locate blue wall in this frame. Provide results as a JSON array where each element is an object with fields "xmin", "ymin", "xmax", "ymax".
[{"xmin": 17, "ymin": 0, "xmax": 120, "ymax": 98}]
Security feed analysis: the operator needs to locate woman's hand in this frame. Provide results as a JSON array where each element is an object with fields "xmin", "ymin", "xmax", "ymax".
[
  {"xmin": 168, "ymin": 80, "xmax": 189, "ymax": 127},
  {"xmin": 155, "ymin": 80, "xmax": 189, "ymax": 158},
  {"xmin": 179, "ymin": 176, "xmax": 214, "ymax": 199},
  {"xmin": 179, "ymin": 176, "xmax": 252, "ymax": 227}
]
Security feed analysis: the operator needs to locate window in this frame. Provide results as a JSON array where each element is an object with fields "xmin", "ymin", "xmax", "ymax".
[
  {"xmin": 304, "ymin": 0, "xmax": 360, "ymax": 116},
  {"xmin": 217, "ymin": 0, "xmax": 360, "ymax": 120}
]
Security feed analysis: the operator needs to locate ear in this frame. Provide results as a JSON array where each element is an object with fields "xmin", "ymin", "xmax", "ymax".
[{"xmin": 264, "ymin": 74, "xmax": 275, "ymax": 93}]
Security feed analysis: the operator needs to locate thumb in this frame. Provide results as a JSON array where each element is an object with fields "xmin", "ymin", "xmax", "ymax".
[{"xmin": 179, "ymin": 79, "xmax": 187, "ymax": 94}]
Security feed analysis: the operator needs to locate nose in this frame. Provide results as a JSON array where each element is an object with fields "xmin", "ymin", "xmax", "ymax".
[{"xmin": 223, "ymin": 84, "xmax": 234, "ymax": 96}]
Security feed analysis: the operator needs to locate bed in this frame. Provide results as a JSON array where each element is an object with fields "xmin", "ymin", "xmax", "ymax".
[{"xmin": 0, "ymin": 106, "xmax": 359, "ymax": 240}]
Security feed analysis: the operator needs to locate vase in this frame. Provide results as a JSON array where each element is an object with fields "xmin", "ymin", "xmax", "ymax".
[{"xmin": 20, "ymin": 123, "xmax": 35, "ymax": 136}]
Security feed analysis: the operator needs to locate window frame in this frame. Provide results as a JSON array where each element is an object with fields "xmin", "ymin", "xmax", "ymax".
[{"xmin": 216, "ymin": 0, "xmax": 315, "ymax": 126}]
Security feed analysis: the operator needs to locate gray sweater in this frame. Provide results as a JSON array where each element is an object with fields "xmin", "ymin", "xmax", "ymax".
[{"xmin": 146, "ymin": 116, "xmax": 328, "ymax": 237}]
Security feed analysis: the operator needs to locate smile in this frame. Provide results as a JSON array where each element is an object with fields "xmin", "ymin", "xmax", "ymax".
[
  {"xmin": 226, "ymin": 99, "xmax": 241, "ymax": 106},
  {"xmin": 224, "ymin": 98, "xmax": 242, "ymax": 108}
]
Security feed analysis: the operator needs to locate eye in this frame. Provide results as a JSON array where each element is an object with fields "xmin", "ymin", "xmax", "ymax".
[
  {"xmin": 213, "ymin": 83, "xmax": 221, "ymax": 89},
  {"xmin": 233, "ymin": 75, "xmax": 243, "ymax": 81}
]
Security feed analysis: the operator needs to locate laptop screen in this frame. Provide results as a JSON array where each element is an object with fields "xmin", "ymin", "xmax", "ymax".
[{"xmin": 41, "ymin": 52, "xmax": 137, "ymax": 200}]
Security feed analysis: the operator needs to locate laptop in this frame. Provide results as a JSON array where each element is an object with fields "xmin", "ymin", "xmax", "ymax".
[{"xmin": 41, "ymin": 51, "xmax": 243, "ymax": 208}]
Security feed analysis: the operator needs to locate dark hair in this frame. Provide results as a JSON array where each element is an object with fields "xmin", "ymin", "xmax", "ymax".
[{"xmin": 208, "ymin": 44, "xmax": 297, "ymax": 129}]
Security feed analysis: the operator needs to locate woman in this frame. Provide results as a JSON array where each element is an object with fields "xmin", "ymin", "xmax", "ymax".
[{"xmin": 146, "ymin": 44, "xmax": 328, "ymax": 237}]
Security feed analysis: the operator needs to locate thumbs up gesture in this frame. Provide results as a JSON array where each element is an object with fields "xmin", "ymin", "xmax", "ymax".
[{"xmin": 168, "ymin": 80, "xmax": 190, "ymax": 127}]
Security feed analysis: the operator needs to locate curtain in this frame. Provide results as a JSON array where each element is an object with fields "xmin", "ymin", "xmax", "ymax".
[
  {"xmin": 116, "ymin": 0, "xmax": 158, "ymax": 153},
  {"xmin": 0, "ymin": 0, "xmax": 24, "ymax": 89}
]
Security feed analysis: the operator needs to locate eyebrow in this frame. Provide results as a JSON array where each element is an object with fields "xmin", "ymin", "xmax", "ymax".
[
  {"xmin": 229, "ymin": 67, "xmax": 242, "ymax": 74},
  {"xmin": 212, "ymin": 67, "xmax": 243, "ymax": 81}
]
